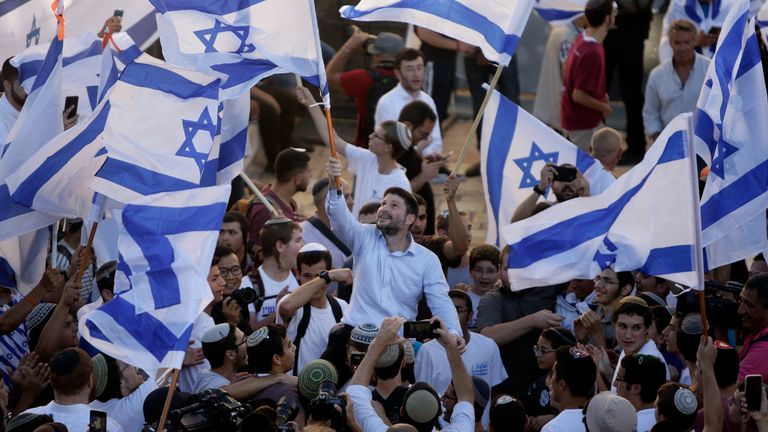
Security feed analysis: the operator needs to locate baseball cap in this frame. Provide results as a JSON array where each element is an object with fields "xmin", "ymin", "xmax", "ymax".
[
  {"xmin": 586, "ymin": 391, "xmax": 637, "ymax": 432},
  {"xmin": 367, "ymin": 32, "xmax": 405, "ymax": 55}
]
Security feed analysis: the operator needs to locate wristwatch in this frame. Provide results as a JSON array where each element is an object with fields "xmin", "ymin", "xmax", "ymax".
[
  {"xmin": 318, "ymin": 271, "xmax": 332, "ymax": 284},
  {"xmin": 533, "ymin": 184, "xmax": 545, "ymax": 195}
]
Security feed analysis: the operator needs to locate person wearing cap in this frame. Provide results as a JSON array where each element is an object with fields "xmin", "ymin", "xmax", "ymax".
[
  {"xmin": 654, "ymin": 383, "xmax": 699, "ymax": 430},
  {"xmin": 541, "ymin": 347, "xmax": 596, "ymax": 432},
  {"xmin": 584, "ymin": 391, "xmax": 637, "ymax": 432},
  {"xmin": 348, "ymin": 317, "xmax": 475, "ymax": 432},
  {"xmin": 22, "ymin": 347, "xmax": 125, "ymax": 431},
  {"xmin": 371, "ymin": 341, "xmax": 408, "ymax": 425},
  {"xmin": 324, "ymin": 157, "xmax": 464, "ymax": 346},
  {"xmin": 614, "ymin": 353, "xmax": 666, "ymax": 431},
  {"xmin": 276, "ymin": 243, "xmax": 351, "ymax": 374},
  {"xmin": 636, "ymin": 272, "xmax": 679, "ymax": 308},
  {"xmin": 296, "ymin": 85, "xmax": 412, "ymax": 219},
  {"xmin": 676, "ymin": 313, "xmax": 703, "ymax": 386},
  {"xmin": 300, "ymin": 178, "xmax": 354, "ymax": 271},
  {"xmin": 375, "ymin": 49, "xmax": 443, "ymax": 157},
  {"xmin": 693, "ymin": 339, "xmax": 738, "ymax": 431},
  {"xmin": 247, "ymin": 147, "xmax": 311, "ymax": 253},
  {"xmin": 610, "ymin": 297, "xmax": 670, "ymax": 392},
  {"xmin": 574, "ymin": 267, "xmax": 634, "ymax": 350},
  {"xmin": 440, "ymin": 376, "xmax": 490, "ymax": 432},
  {"xmin": 326, "ymin": 27, "xmax": 403, "ymax": 148}
]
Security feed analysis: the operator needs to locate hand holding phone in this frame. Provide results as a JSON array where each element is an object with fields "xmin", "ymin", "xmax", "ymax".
[
  {"xmin": 552, "ymin": 165, "xmax": 578, "ymax": 183},
  {"xmin": 403, "ymin": 320, "xmax": 439, "ymax": 340},
  {"xmin": 746, "ymin": 375, "xmax": 763, "ymax": 411}
]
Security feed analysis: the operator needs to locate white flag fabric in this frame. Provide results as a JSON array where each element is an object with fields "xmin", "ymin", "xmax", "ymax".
[
  {"xmin": 694, "ymin": 0, "xmax": 768, "ymax": 268},
  {"xmin": 340, "ymin": 0, "xmax": 536, "ymax": 66},
  {"xmin": 151, "ymin": 0, "xmax": 330, "ymax": 102},
  {"xmin": 0, "ymin": 231, "xmax": 49, "ymax": 294},
  {"xmin": 533, "ymin": 0, "xmax": 586, "ymax": 25},
  {"xmin": 200, "ymin": 94, "xmax": 251, "ymax": 187},
  {"xmin": 501, "ymin": 114, "xmax": 702, "ymax": 291},
  {"xmin": 80, "ymin": 185, "xmax": 228, "ymax": 375},
  {"xmin": 659, "ymin": 0, "xmax": 738, "ymax": 63},
  {"xmin": 481, "ymin": 89, "xmax": 615, "ymax": 246}
]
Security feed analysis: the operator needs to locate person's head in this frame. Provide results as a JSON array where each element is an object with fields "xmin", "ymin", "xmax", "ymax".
[
  {"xmin": 274, "ymin": 148, "xmax": 311, "ymax": 192},
  {"xmin": 358, "ymin": 202, "xmax": 381, "ymax": 224},
  {"xmin": 49, "ymin": 348, "xmax": 93, "ymax": 400},
  {"xmin": 377, "ymin": 187, "xmax": 419, "ymax": 237},
  {"xmin": 246, "ymin": 324, "xmax": 295, "ymax": 374},
  {"xmin": 750, "ymin": 253, "xmax": 768, "ymax": 277},
  {"xmin": 585, "ymin": 391, "xmax": 638, "ymax": 432},
  {"xmin": 410, "ymin": 193, "xmax": 428, "ymax": 242},
  {"xmin": 143, "ymin": 387, "xmax": 193, "ymax": 425},
  {"xmin": 739, "ymin": 273, "xmax": 768, "ymax": 332},
  {"xmin": 449, "ymin": 289, "xmax": 473, "ymax": 330},
  {"xmin": 443, "ymin": 377, "xmax": 490, "ymax": 423},
  {"xmin": 260, "ymin": 219, "xmax": 303, "ymax": 270},
  {"xmin": 712, "ymin": 341, "xmax": 739, "ymax": 390},
  {"xmin": 615, "ymin": 354, "xmax": 666, "ymax": 408},
  {"xmin": 95, "ymin": 261, "xmax": 116, "ymax": 303},
  {"xmin": 348, "ymin": 323, "xmax": 378, "ymax": 365},
  {"xmin": 535, "ymin": 327, "xmax": 577, "ymax": 370},
  {"xmin": 584, "ymin": 0, "xmax": 615, "ymax": 29},
  {"xmin": 401, "ymin": 382, "xmax": 441, "ymax": 432},
  {"xmin": 593, "ymin": 268, "xmax": 634, "ymax": 306},
  {"xmin": 676, "ymin": 313, "xmax": 702, "ymax": 363},
  {"xmin": 550, "ymin": 164, "xmax": 586, "ymax": 202},
  {"xmin": 649, "ymin": 305, "xmax": 673, "ymax": 349},
  {"xmin": 668, "ymin": 19, "xmax": 698, "ymax": 65},
  {"xmin": 219, "ymin": 212, "xmax": 248, "ymax": 258},
  {"xmin": 469, "ymin": 245, "xmax": 500, "ymax": 294},
  {"xmin": 636, "ymin": 272, "xmax": 673, "ymax": 298},
  {"xmin": 296, "ymin": 243, "xmax": 332, "ymax": 295},
  {"xmin": 92, "ymin": 354, "xmax": 143, "ymax": 403},
  {"xmin": 214, "ymin": 246, "xmax": 242, "ymax": 296},
  {"xmin": 202, "ymin": 323, "xmax": 247, "ymax": 370},
  {"xmin": 613, "ymin": 297, "xmax": 652, "ymax": 355},
  {"xmin": 369, "ymin": 120, "xmax": 411, "ymax": 160},
  {"xmin": 489, "ymin": 395, "xmax": 527, "ymax": 432},
  {"xmin": 589, "ymin": 127, "xmax": 624, "ymax": 171},
  {"xmin": 1, "ymin": 58, "xmax": 26, "ymax": 110},
  {"xmin": 398, "ymin": 100, "xmax": 437, "ymax": 146},
  {"xmin": 367, "ymin": 32, "xmax": 405, "ymax": 64},
  {"xmin": 436, "ymin": 210, "xmax": 471, "ymax": 245},
  {"xmin": 568, "ymin": 278, "xmax": 595, "ymax": 301},
  {"xmin": 373, "ymin": 343, "xmax": 404, "ymax": 381},
  {"xmin": 394, "ymin": 48, "xmax": 425, "ymax": 93},
  {"xmin": 208, "ymin": 254, "xmax": 225, "ymax": 303},
  {"xmin": 662, "ymin": 313, "xmax": 680, "ymax": 353},
  {"xmin": 550, "ymin": 347, "xmax": 596, "ymax": 403},
  {"xmin": 655, "ymin": 383, "xmax": 698, "ymax": 431}
]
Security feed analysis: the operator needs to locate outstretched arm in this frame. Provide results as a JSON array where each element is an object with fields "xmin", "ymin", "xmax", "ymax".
[{"xmin": 295, "ymin": 86, "xmax": 349, "ymax": 157}]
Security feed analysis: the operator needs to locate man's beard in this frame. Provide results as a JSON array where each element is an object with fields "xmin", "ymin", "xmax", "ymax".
[
  {"xmin": 377, "ymin": 216, "xmax": 404, "ymax": 236},
  {"xmin": 8, "ymin": 87, "xmax": 26, "ymax": 108}
]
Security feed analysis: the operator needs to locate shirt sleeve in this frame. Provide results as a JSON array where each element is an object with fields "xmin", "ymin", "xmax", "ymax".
[
  {"xmin": 488, "ymin": 342, "xmax": 509, "ymax": 385},
  {"xmin": 340, "ymin": 69, "xmax": 373, "ymax": 98},
  {"xmin": 347, "ymin": 385, "xmax": 389, "ymax": 432},
  {"xmin": 326, "ymin": 186, "xmax": 367, "ymax": 253},
  {"xmin": 422, "ymin": 255, "xmax": 462, "ymax": 335},
  {"xmin": 642, "ymin": 69, "xmax": 664, "ymax": 136},
  {"xmin": 476, "ymin": 294, "xmax": 503, "ymax": 332},
  {"xmin": 345, "ymin": 143, "xmax": 375, "ymax": 175},
  {"xmin": 444, "ymin": 401, "xmax": 475, "ymax": 431}
]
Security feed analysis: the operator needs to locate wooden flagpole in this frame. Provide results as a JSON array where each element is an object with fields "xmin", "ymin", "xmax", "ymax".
[
  {"xmin": 239, "ymin": 172, "xmax": 279, "ymax": 217},
  {"xmin": 156, "ymin": 368, "xmax": 181, "ymax": 432}
]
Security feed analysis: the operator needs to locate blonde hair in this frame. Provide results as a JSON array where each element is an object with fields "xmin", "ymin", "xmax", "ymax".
[{"xmin": 668, "ymin": 19, "xmax": 698, "ymax": 39}]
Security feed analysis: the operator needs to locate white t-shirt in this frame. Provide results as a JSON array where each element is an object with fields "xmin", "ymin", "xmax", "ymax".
[
  {"xmin": 256, "ymin": 266, "xmax": 299, "ymax": 322},
  {"xmin": 466, "ymin": 289, "xmax": 483, "ymax": 330},
  {"xmin": 179, "ymin": 313, "xmax": 215, "ymax": 394},
  {"xmin": 345, "ymin": 144, "xmax": 411, "ymax": 218},
  {"xmin": 189, "ymin": 369, "xmax": 231, "ymax": 394},
  {"xmin": 415, "ymin": 332, "xmax": 508, "ymax": 427},
  {"xmin": 541, "ymin": 408, "xmax": 585, "ymax": 432},
  {"xmin": 612, "ymin": 339, "xmax": 670, "ymax": 392},
  {"xmin": 276, "ymin": 296, "xmax": 349, "ymax": 374},
  {"xmin": 24, "ymin": 402, "xmax": 125, "ymax": 431},
  {"xmin": 90, "ymin": 379, "xmax": 159, "ymax": 432},
  {"xmin": 636, "ymin": 407, "xmax": 657, "ymax": 432}
]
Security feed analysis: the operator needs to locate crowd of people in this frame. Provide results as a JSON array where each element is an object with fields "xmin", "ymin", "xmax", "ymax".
[{"xmin": 1, "ymin": 0, "xmax": 768, "ymax": 430}]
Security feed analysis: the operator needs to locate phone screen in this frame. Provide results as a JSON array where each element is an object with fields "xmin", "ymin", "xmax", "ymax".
[
  {"xmin": 113, "ymin": 9, "xmax": 124, "ymax": 18},
  {"xmin": 89, "ymin": 410, "xmax": 107, "ymax": 432},
  {"xmin": 64, "ymin": 96, "xmax": 78, "ymax": 118},
  {"xmin": 746, "ymin": 375, "xmax": 762, "ymax": 411},
  {"xmin": 553, "ymin": 165, "xmax": 577, "ymax": 183},
  {"xmin": 403, "ymin": 321, "xmax": 436, "ymax": 340}
]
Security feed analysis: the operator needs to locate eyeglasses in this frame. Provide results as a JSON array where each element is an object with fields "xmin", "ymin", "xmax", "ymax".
[
  {"xmin": 219, "ymin": 266, "xmax": 242, "ymax": 277},
  {"xmin": 455, "ymin": 307, "xmax": 469, "ymax": 314},
  {"xmin": 372, "ymin": 132, "xmax": 386, "ymax": 142},
  {"xmin": 533, "ymin": 345, "xmax": 557, "ymax": 356},
  {"xmin": 441, "ymin": 392, "xmax": 457, "ymax": 402},
  {"xmin": 593, "ymin": 276, "xmax": 619, "ymax": 286}
]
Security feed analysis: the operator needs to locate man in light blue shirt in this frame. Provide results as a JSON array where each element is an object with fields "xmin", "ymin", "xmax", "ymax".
[{"xmin": 325, "ymin": 157, "xmax": 464, "ymax": 349}]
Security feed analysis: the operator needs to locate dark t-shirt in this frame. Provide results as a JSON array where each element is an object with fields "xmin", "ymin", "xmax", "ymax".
[
  {"xmin": 248, "ymin": 187, "xmax": 297, "ymax": 246},
  {"xmin": 419, "ymin": 235, "xmax": 461, "ymax": 273},
  {"xmin": 561, "ymin": 35, "xmax": 607, "ymax": 130},
  {"xmin": 340, "ymin": 66, "xmax": 397, "ymax": 147},
  {"xmin": 372, "ymin": 386, "xmax": 408, "ymax": 425}
]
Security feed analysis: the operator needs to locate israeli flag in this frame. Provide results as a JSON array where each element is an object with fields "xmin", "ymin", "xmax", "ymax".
[
  {"xmin": 151, "ymin": 0, "xmax": 330, "ymax": 103},
  {"xmin": 80, "ymin": 185, "xmax": 228, "ymax": 375},
  {"xmin": 97, "ymin": 32, "xmax": 142, "ymax": 103},
  {"xmin": 482, "ymin": 90, "xmax": 615, "ymax": 246},
  {"xmin": 694, "ymin": 0, "xmax": 768, "ymax": 268},
  {"xmin": 659, "ymin": 0, "xmax": 737, "ymax": 62},
  {"xmin": 340, "ymin": 0, "xmax": 536, "ymax": 66},
  {"xmin": 0, "ymin": 231, "xmax": 49, "ymax": 295},
  {"xmin": 534, "ymin": 0, "xmax": 586, "ymax": 25},
  {"xmin": 201, "ymin": 94, "xmax": 251, "ymax": 187},
  {"xmin": 501, "ymin": 114, "xmax": 702, "ymax": 291}
]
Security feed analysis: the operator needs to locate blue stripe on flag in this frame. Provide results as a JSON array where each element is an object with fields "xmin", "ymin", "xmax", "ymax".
[
  {"xmin": 508, "ymin": 131, "xmax": 686, "ymax": 268},
  {"xmin": 0, "ymin": 0, "xmax": 31, "ymax": 17},
  {"xmin": 694, "ymin": 109, "xmax": 717, "ymax": 157},
  {"xmin": 63, "ymin": 41, "xmax": 103, "ymax": 66},
  {"xmin": 700, "ymin": 158, "xmax": 768, "ymax": 230},
  {"xmin": 11, "ymin": 103, "xmax": 112, "ymax": 206},
  {"xmin": 641, "ymin": 245, "xmax": 694, "ymax": 275},
  {"xmin": 0, "ymin": 184, "xmax": 34, "ymax": 221},
  {"xmin": 0, "ymin": 257, "xmax": 16, "ymax": 289},
  {"xmin": 212, "ymin": 59, "xmax": 279, "ymax": 90},
  {"xmin": 342, "ymin": 0, "xmax": 521, "ymax": 59},
  {"xmin": 486, "ymin": 96, "xmax": 517, "ymax": 246},
  {"xmin": 534, "ymin": 7, "xmax": 582, "ymax": 22},
  {"xmin": 86, "ymin": 86, "xmax": 98, "ymax": 109},
  {"xmin": 735, "ymin": 34, "xmax": 762, "ymax": 80},
  {"xmin": 125, "ymin": 11, "xmax": 159, "ymax": 48},
  {"xmin": 218, "ymin": 127, "xmax": 248, "ymax": 169},
  {"xmin": 120, "ymin": 63, "xmax": 220, "ymax": 100},
  {"xmin": 96, "ymin": 158, "xmax": 201, "ymax": 196},
  {"xmin": 575, "ymin": 149, "xmax": 595, "ymax": 173},
  {"xmin": 149, "ymin": 0, "xmax": 267, "ymax": 15},
  {"xmin": 30, "ymin": 36, "xmax": 63, "ymax": 94},
  {"xmin": 712, "ymin": 12, "xmax": 748, "ymax": 121}
]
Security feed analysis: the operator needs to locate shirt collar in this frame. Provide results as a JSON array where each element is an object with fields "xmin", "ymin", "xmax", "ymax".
[{"xmin": 375, "ymin": 229, "xmax": 417, "ymax": 256}]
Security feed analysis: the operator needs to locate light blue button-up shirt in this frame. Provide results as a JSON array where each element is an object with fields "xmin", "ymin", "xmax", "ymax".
[{"xmin": 327, "ymin": 188, "xmax": 461, "ymax": 335}]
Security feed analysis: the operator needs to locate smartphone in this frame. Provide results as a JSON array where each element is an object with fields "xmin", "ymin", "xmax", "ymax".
[
  {"xmin": 89, "ymin": 409, "xmax": 107, "ymax": 432},
  {"xmin": 708, "ymin": 26, "xmax": 721, "ymax": 35},
  {"xmin": 350, "ymin": 352, "xmax": 365, "ymax": 367},
  {"xmin": 552, "ymin": 165, "xmax": 578, "ymax": 182},
  {"xmin": 403, "ymin": 320, "xmax": 439, "ymax": 340},
  {"xmin": 113, "ymin": 9, "xmax": 124, "ymax": 18},
  {"xmin": 746, "ymin": 374, "xmax": 763, "ymax": 411},
  {"xmin": 64, "ymin": 96, "xmax": 78, "ymax": 119}
]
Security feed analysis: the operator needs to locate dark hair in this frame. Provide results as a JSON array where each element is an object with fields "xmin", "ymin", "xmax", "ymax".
[
  {"xmin": 714, "ymin": 344, "xmax": 739, "ymax": 389},
  {"xmin": 540, "ymin": 327, "xmax": 577, "ymax": 349},
  {"xmin": 320, "ymin": 324, "xmax": 353, "ymax": 387},
  {"xmin": 239, "ymin": 410, "xmax": 278, "ymax": 432},
  {"xmin": 745, "ymin": 273, "xmax": 768, "ymax": 308},
  {"xmin": 553, "ymin": 347, "xmax": 596, "ymax": 398},
  {"xmin": 50, "ymin": 348, "xmax": 93, "ymax": 396},
  {"xmin": 677, "ymin": 314, "xmax": 702, "ymax": 363},
  {"xmin": 398, "ymin": 100, "xmax": 436, "ymax": 128},
  {"xmin": 260, "ymin": 220, "xmax": 301, "ymax": 266},
  {"xmin": 377, "ymin": 120, "xmax": 410, "ymax": 159},
  {"xmin": 274, "ymin": 148, "xmax": 310, "ymax": 184},
  {"xmin": 412, "ymin": 193, "xmax": 427, "ymax": 208},
  {"xmin": 394, "ymin": 48, "xmax": 424, "ymax": 70},
  {"xmin": 620, "ymin": 354, "xmax": 667, "ymax": 404},
  {"xmin": 374, "ymin": 344, "xmax": 404, "ymax": 380},
  {"xmin": 584, "ymin": 0, "xmax": 613, "ymax": 27},
  {"xmin": 402, "ymin": 382, "xmax": 441, "ymax": 432},
  {"xmin": 383, "ymin": 187, "xmax": 419, "ymax": 217},
  {"xmin": 202, "ymin": 324, "xmax": 238, "ymax": 369},
  {"xmin": 96, "ymin": 261, "xmax": 117, "ymax": 295},
  {"xmin": 613, "ymin": 301, "xmax": 652, "ymax": 328},
  {"xmin": 247, "ymin": 324, "xmax": 288, "ymax": 374},
  {"xmin": 470, "ymin": 245, "xmax": 500, "ymax": 270},
  {"xmin": 651, "ymin": 305, "xmax": 672, "ymax": 334},
  {"xmin": 1, "ymin": 58, "xmax": 18, "ymax": 84},
  {"xmin": 211, "ymin": 253, "xmax": 221, "ymax": 268},
  {"xmin": 297, "ymin": 249, "xmax": 332, "ymax": 272},
  {"xmin": 312, "ymin": 178, "xmax": 331, "ymax": 198},
  {"xmin": 656, "ymin": 383, "xmax": 698, "ymax": 431},
  {"xmin": 359, "ymin": 202, "xmax": 381, "ymax": 217},
  {"xmin": 755, "ymin": 253, "xmax": 766, "ymax": 263},
  {"xmin": 436, "ymin": 210, "xmax": 468, "ymax": 232},
  {"xmin": 222, "ymin": 211, "xmax": 249, "ymax": 243},
  {"xmin": 617, "ymin": 271, "xmax": 635, "ymax": 292},
  {"xmin": 448, "ymin": 289, "xmax": 472, "ymax": 314},
  {"xmin": 214, "ymin": 245, "xmax": 236, "ymax": 260},
  {"xmin": 490, "ymin": 395, "xmax": 526, "ymax": 432}
]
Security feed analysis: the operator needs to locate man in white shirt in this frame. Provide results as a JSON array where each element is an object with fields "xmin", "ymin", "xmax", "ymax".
[
  {"xmin": 589, "ymin": 127, "xmax": 625, "ymax": 174},
  {"xmin": 541, "ymin": 347, "xmax": 596, "ymax": 432},
  {"xmin": 374, "ymin": 48, "xmax": 442, "ymax": 156},
  {"xmin": 416, "ymin": 290, "xmax": 507, "ymax": 428},
  {"xmin": 614, "ymin": 353, "xmax": 667, "ymax": 432},
  {"xmin": 276, "ymin": 243, "xmax": 351, "ymax": 374},
  {"xmin": 300, "ymin": 179, "xmax": 353, "ymax": 271},
  {"xmin": 0, "ymin": 59, "xmax": 25, "ymax": 146},
  {"xmin": 325, "ymin": 157, "xmax": 464, "ymax": 347},
  {"xmin": 23, "ymin": 348, "xmax": 124, "ymax": 431}
]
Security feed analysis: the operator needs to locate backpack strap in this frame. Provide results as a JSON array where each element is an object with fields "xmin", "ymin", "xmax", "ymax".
[
  {"xmin": 328, "ymin": 295, "xmax": 343, "ymax": 323},
  {"xmin": 292, "ymin": 303, "xmax": 313, "ymax": 376},
  {"xmin": 308, "ymin": 217, "xmax": 352, "ymax": 257}
]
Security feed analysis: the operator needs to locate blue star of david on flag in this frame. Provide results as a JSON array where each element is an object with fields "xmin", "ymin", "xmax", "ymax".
[
  {"xmin": 194, "ymin": 19, "xmax": 255, "ymax": 54},
  {"xmin": 709, "ymin": 132, "xmax": 739, "ymax": 179},
  {"xmin": 513, "ymin": 142, "xmax": 559, "ymax": 188},
  {"xmin": 593, "ymin": 236, "xmax": 618, "ymax": 270},
  {"xmin": 26, "ymin": 15, "xmax": 40, "ymax": 47},
  {"xmin": 177, "ymin": 108, "xmax": 217, "ymax": 173}
]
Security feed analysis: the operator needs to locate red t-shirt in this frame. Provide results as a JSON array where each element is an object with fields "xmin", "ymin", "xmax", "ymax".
[
  {"xmin": 247, "ymin": 187, "xmax": 297, "ymax": 246},
  {"xmin": 340, "ymin": 67, "xmax": 397, "ymax": 147},
  {"xmin": 560, "ymin": 35, "xmax": 607, "ymax": 131}
]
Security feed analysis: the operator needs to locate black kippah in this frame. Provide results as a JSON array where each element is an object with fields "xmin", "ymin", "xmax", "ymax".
[{"xmin": 49, "ymin": 348, "xmax": 81, "ymax": 375}]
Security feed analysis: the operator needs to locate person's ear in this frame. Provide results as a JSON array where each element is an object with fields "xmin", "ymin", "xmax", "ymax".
[
  {"xmin": 630, "ymin": 383, "xmax": 643, "ymax": 396},
  {"xmin": 405, "ymin": 213, "xmax": 416, "ymax": 226}
]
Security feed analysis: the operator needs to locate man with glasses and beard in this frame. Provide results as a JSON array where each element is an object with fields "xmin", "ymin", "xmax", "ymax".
[
  {"xmin": 512, "ymin": 163, "xmax": 591, "ymax": 222},
  {"xmin": 325, "ymin": 156, "xmax": 465, "ymax": 351}
]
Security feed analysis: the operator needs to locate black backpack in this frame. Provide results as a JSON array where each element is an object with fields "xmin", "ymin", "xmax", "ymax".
[
  {"xmin": 292, "ymin": 295, "xmax": 343, "ymax": 375},
  {"xmin": 361, "ymin": 68, "xmax": 398, "ymax": 145}
]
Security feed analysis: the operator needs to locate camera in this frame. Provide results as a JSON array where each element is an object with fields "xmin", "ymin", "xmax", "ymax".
[
  {"xmin": 309, "ymin": 380, "xmax": 346, "ymax": 422},
  {"xmin": 142, "ymin": 389, "xmax": 251, "ymax": 432},
  {"xmin": 675, "ymin": 280, "xmax": 742, "ymax": 329},
  {"xmin": 276, "ymin": 395, "xmax": 299, "ymax": 431},
  {"xmin": 230, "ymin": 287, "xmax": 263, "ymax": 310}
]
